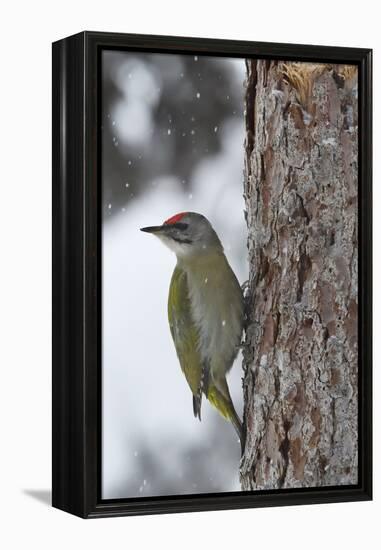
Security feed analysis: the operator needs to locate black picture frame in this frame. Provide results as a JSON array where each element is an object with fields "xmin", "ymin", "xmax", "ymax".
[{"xmin": 52, "ymin": 31, "xmax": 372, "ymax": 519}]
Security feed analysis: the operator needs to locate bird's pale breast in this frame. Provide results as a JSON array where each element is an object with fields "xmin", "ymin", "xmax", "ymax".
[{"xmin": 184, "ymin": 252, "xmax": 244, "ymax": 377}]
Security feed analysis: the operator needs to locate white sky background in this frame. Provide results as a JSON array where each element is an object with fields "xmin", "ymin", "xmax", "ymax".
[{"xmin": 102, "ymin": 54, "xmax": 248, "ymax": 499}]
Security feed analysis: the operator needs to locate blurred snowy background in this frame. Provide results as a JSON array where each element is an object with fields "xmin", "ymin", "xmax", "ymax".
[{"xmin": 102, "ymin": 50, "xmax": 248, "ymax": 499}]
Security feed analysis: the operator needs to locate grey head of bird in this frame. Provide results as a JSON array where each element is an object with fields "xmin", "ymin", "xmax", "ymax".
[{"xmin": 140, "ymin": 212, "xmax": 223, "ymax": 259}]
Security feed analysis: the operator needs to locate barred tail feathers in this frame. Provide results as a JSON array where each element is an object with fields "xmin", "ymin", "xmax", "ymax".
[{"xmin": 207, "ymin": 377, "xmax": 243, "ymax": 442}]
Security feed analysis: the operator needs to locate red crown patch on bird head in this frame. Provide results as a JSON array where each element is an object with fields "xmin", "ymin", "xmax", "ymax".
[{"xmin": 164, "ymin": 212, "xmax": 187, "ymax": 225}]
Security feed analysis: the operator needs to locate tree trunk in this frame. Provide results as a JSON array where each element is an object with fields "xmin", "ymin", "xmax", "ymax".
[{"xmin": 241, "ymin": 60, "xmax": 358, "ymax": 490}]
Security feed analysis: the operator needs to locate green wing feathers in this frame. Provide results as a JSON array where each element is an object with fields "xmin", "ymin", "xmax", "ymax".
[
  {"xmin": 168, "ymin": 267, "xmax": 203, "ymax": 402},
  {"xmin": 168, "ymin": 266, "xmax": 242, "ymax": 440}
]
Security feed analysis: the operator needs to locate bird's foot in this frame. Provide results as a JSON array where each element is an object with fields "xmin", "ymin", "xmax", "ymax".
[
  {"xmin": 237, "ymin": 341, "xmax": 249, "ymax": 350},
  {"xmin": 241, "ymin": 279, "xmax": 250, "ymax": 298}
]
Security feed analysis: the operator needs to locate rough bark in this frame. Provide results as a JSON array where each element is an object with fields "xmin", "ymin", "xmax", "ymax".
[{"xmin": 241, "ymin": 60, "xmax": 358, "ymax": 490}]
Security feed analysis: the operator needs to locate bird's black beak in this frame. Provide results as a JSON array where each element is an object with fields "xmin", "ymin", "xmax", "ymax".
[{"xmin": 140, "ymin": 225, "xmax": 166, "ymax": 234}]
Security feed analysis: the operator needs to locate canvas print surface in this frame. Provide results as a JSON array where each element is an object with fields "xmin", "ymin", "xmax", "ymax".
[{"xmin": 101, "ymin": 51, "xmax": 358, "ymax": 499}]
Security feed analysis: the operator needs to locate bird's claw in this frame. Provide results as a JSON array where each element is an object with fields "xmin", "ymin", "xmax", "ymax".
[
  {"xmin": 241, "ymin": 280, "xmax": 250, "ymax": 298},
  {"xmin": 237, "ymin": 341, "xmax": 249, "ymax": 350}
]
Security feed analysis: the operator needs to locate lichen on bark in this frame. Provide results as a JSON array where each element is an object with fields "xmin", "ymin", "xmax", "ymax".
[{"xmin": 241, "ymin": 60, "xmax": 358, "ymax": 490}]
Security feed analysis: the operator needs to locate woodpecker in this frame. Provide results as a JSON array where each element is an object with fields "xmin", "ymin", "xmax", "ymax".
[{"xmin": 141, "ymin": 212, "xmax": 244, "ymax": 448}]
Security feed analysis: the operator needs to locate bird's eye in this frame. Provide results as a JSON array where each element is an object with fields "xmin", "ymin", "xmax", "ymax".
[{"xmin": 172, "ymin": 222, "xmax": 188, "ymax": 231}]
